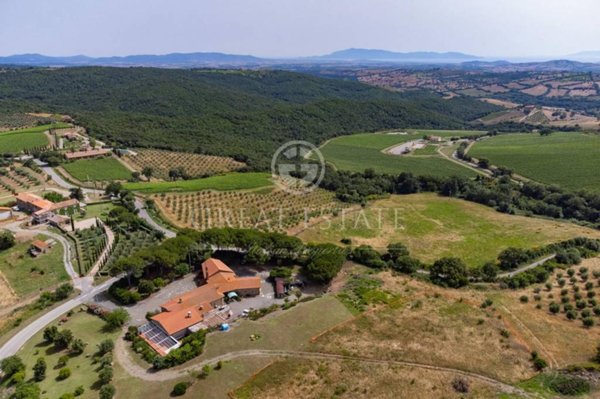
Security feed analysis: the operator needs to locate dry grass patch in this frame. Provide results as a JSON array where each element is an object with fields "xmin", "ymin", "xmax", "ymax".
[
  {"xmin": 233, "ymin": 358, "xmax": 508, "ymax": 399},
  {"xmin": 494, "ymin": 257, "xmax": 600, "ymax": 367},
  {"xmin": 313, "ymin": 272, "xmax": 533, "ymax": 383},
  {"xmin": 0, "ymin": 270, "xmax": 17, "ymax": 309}
]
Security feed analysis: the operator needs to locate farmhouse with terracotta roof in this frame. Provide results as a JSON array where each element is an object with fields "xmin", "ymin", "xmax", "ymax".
[
  {"xmin": 138, "ymin": 258, "xmax": 261, "ymax": 355},
  {"xmin": 16, "ymin": 192, "xmax": 81, "ymax": 224},
  {"xmin": 64, "ymin": 148, "xmax": 111, "ymax": 160}
]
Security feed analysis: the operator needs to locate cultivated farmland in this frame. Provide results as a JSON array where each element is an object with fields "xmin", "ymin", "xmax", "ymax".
[
  {"xmin": 0, "ymin": 165, "xmax": 46, "ymax": 197},
  {"xmin": 100, "ymin": 230, "xmax": 158, "ymax": 276},
  {"xmin": 124, "ymin": 172, "xmax": 272, "ymax": 193},
  {"xmin": 297, "ymin": 193, "xmax": 600, "ymax": 268},
  {"xmin": 468, "ymin": 132, "xmax": 600, "ymax": 192},
  {"xmin": 0, "ymin": 125, "xmax": 55, "ymax": 154},
  {"xmin": 318, "ymin": 131, "xmax": 480, "ymax": 177},
  {"xmin": 153, "ymin": 187, "xmax": 347, "ymax": 231},
  {"xmin": 62, "ymin": 157, "xmax": 133, "ymax": 182},
  {"xmin": 123, "ymin": 149, "xmax": 245, "ymax": 180}
]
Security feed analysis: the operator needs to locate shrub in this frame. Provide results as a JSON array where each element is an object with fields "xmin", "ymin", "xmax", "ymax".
[
  {"xmin": 137, "ymin": 280, "xmax": 156, "ymax": 295},
  {"xmin": 104, "ymin": 308, "xmax": 129, "ymax": 330},
  {"xmin": 99, "ymin": 384, "xmax": 116, "ymax": 399},
  {"xmin": 33, "ymin": 357, "xmax": 46, "ymax": 381},
  {"xmin": 57, "ymin": 355, "xmax": 69, "ymax": 368},
  {"xmin": 70, "ymin": 338, "xmax": 87, "ymax": 355},
  {"xmin": 547, "ymin": 374, "xmax": 590, "ymax": 395},
  {"xmin": 451, "ymin": 377, "xmax": 469, "ymax": 393},
  {"xmin": 98, "ymin": 366, "xmax": 113, "ymax": 384},
  {"xmin": 549, "ymin": 302, "xmax": 560, "ymax": 314},
  {"xmin": 97, "ymin": 339, "xmax": 114, "ymax": 355},
  {"xmin": 576, "ymin": 300, "xmax": 587, "ymax": 309},
  {"xmin": 519, "ymin": 295, "xmax": 529, "ymax": 303},
  {"xmin": 43, "ymin": 325, "xmax": 58, "ymax": 343},
  {"xmin": 531, "ymin": 352, "xmax": 548, "ymax": 371},
  {"xmin": 74, "ymin": 386, "xmax": 85, "ymax": 396},
  {"xmin": 54, "ymin": 329, "xmax": 73, "ymax": 350},
  {"xmin": 57, "ymin": 367, "xmax": 71, "ymax": 380},
  {"xmin": 59, "ymin": 394, "xmax": 75, "ymax": 399},
  {"xmin": 172, "ymin": 382, "xmax": 189, "ymax": 396},
  {"xmin": 10, "ymin": 382, "xmax": 40, "ymax": 399},
  {"xmin": 566, "ymin": 310, "xmax": 577, "ymax": 320},
  {"xmin": 480, "ymin": 299, "xmax": 493, "ymax": 308},
  {"xmin": 0, "ymin": 355, "xmax": 25, "ymax": 380},
  {"xmin": 583, "ymin": 317, "xmax": 595, "ymax": 328},
  {"xmin": 430, "ymin": 257, "xmax": 468, "ymax": 288}
]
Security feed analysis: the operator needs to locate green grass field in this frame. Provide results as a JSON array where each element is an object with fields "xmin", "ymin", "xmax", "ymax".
[
  {"xmin": 76, "ymin": 202, "xmax": 114, "ymax": 221},
  {"xmin": 411, "ymin": 145, "xmax": 439, "ymax": 156},
  {"xmin": 62, "ymin": 157, "xmax": 132, "ymax": 182},
  {"xmin": 0, "ymin": 124, "xmax": 63, "ymax": 153},
  {"xmin": 15, "ymin": 311, "xmax": 120, "ymax": 399},
  {"xmin": 468, "ymin": 132, "xmax": 600, "ymax": 192},
  {"xmin": 0, "ymin": 235, "xmax": 69, "ymax": 297},
  {"xmin": 297, "ymin": 193, "xmax": 600, "ymax": 268},
  {"xmin": 124, "ymin": 172, "xmax": 272, "ymax": 193},
  {"xmin": 318, "ymin": 131, "xmax": 480, "ymax": 177}
]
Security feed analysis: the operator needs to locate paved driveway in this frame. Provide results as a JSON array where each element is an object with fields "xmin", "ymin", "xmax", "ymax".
[{"xmin": 124, "ymin": 274, "xmax": 199, "ymax": 325}]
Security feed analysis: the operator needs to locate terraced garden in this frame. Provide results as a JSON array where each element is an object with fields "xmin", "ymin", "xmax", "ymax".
[
  {"xmin": 468, "ymin": 132, "xmax": 600, "ymax": 192},
  {"xmin": 99, "ymin": 229, "xmax": 158, "ymax": 276},
  {"xmin": 318, "ymin": 130, "xmax": 481, "ymax": 177},
  {"xmin": 71, "ymin": 226, "xmax": 108, "ymax": 275},
  {"xmin": 153, "ymin": 187, "xmax": 347, "ymax": 231},
  {"xmin": 123, "ymin": 149, "xmax": 245, "ymax": 179}
]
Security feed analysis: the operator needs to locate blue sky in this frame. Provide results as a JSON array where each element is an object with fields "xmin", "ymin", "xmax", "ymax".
[{"xmin": 0, "ymin": 0, "xmax": 598, "ymax": 58}]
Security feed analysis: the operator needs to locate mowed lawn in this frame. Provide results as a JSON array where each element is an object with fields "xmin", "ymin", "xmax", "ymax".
[
  {"xmin": 469, "ymin": 132, "xmax": 600, "ymax": 192},
  {"xmin": 62, "ymin": 157, "xmax": 132, "ymax": 182},
  {"xmin": 0, "ymin": 235, "xmax": 69, "ymax": 297},
  {"xmin": 124, "ymin": 172, "xmax": 272, "ymax": 193},
  {"xmin": 297, "ymin": 193, "xmax": 600, "ymax": 268},
  {"xmin": 16, "ymin": 311, "xmax": 120, "ymax": 399},
  {"xmin": 0, "ymin": 124, "xmax": 58, "ymax": 153},
  {"xmin": 319, "ymin": 131, "xmax": 477, "ymax": 177}
]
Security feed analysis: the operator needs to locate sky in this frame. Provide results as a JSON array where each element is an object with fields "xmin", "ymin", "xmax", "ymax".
[{"xmin": 0, "ymin": 0, "xmax": 599, "ymax": 58}]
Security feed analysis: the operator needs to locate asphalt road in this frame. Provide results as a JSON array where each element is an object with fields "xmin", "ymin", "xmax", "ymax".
[{"xmin": 0, "ymin": 277, "xmax": 118, "ymax": 359}]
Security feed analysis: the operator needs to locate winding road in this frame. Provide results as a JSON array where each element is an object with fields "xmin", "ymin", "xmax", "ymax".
[
  {"xmin": 134, "ymin": 198, "xmax": 176, "ymax": 238},
  {"xmin": 0, "ymin": 277, "xmax": 118, "ymax": 359}
]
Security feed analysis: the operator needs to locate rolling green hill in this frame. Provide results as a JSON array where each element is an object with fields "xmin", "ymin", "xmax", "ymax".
[
  {"xmin": 0, "ymin": 67, "xmax": 499, "ymax": 169},
  {"xmin": 469, "ymin": 132, "xmax": 600, "ymax": 192},
  {"xmin": 318, "ymin": 130, "xmax": 478, "ymax": 177}
]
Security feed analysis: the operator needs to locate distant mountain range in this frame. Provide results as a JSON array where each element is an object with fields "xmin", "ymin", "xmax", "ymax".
[
  {"xmin": 0, "ymin": 52, "xmax": 263, "ymax": 67},
  {"xmin": 1, "ymin": 49, "xmax": 600, "ymax": 70},
  {"xmin": 313, "ymin": 48, "xmax": 479, "ymax": 63}
]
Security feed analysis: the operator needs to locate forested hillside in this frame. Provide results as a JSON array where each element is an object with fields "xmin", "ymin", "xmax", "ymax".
[{"xmin": 0, "ymin": 67, "xmax": 499, "ymax": 168}]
